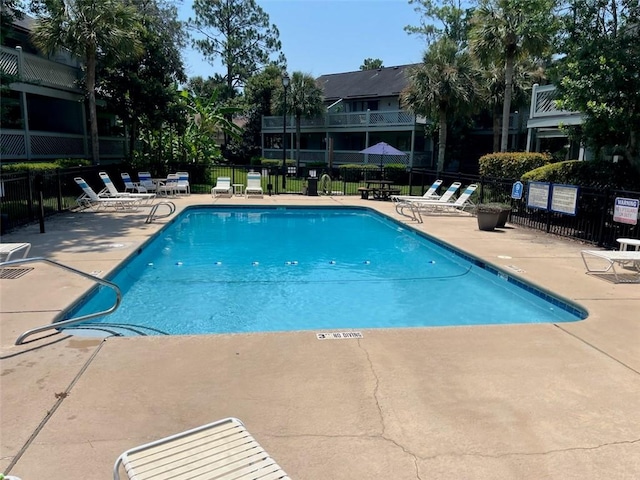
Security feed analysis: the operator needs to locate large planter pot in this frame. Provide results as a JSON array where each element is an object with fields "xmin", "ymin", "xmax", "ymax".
[
  {"xmin": 496, "ymin": 208, "xmax": 511, "ymax": 228},
  {"xmin": 477, "ymin": 211, "xmax": 500, "ymax": 231}
]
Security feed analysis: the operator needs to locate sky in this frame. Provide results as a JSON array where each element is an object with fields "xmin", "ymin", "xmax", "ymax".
[{"xmin": 177, "ymin": 0, "xmax": 427, "ymax": 80}]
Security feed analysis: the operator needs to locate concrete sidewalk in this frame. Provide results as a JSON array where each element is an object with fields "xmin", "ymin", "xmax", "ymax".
[{"xmin": 1, "ymin": 195, "xmax": 639, "ymax": 479}]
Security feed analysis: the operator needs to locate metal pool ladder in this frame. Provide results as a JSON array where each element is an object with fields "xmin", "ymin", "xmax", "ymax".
[
  {"xmin": 1, "ymin": 257, "xmax": 122, "ymax": 345},
  {"xmin": 145, "ymin": 201, "xmax": 176, "ymax": 224}
]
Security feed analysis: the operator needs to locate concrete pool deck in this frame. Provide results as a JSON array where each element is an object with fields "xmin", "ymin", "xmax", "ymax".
[{"xmin": 1, "ymin": 194, "xmax": 639, "ymax": 479}]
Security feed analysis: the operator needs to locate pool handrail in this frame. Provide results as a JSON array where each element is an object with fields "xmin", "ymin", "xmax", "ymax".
[{"xmin": 1, "ymin": 257, "xmax": 122, "ymax": 345}]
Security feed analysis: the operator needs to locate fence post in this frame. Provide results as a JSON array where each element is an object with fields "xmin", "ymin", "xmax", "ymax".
[
  {"xmin": 27, "ymin": 170, "xmax": 34, "ymax": 222},
  {"xmin": 479, "ymin": 176, "xmax": 485, "ymax": 204},
  {"xmin": 596, "ymin": 188, "xmax": 609, "ymax": 247},
  {"xmin": 56, "ymin": 168, "xmax": 63, "ymax": 211}
]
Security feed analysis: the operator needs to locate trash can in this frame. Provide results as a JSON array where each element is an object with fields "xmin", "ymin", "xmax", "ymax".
[{"xmin": 306, "ymin": 177, "xmax": 318, "ymax": 196}]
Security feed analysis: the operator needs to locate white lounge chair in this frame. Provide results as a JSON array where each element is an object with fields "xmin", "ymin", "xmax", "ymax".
[
  {"xmin": 581, "ymin": 249, "xmax": 640, "ymax": 283},
  {"xmin": 391, "ymin": 179, "xmax": 443, "ymax": 203},
  {"xmin": 156, "ymin": 174, "xmax": 179, "ymax": 197},
  {"xmin": 176, "ymin": 171, "xmax": 190, "ymax": 195},
  {"xmin": 404, "ymin": 183, "xmax": 478, "ymax": 223},
  {"xmin": 395, "ymin": 181, "xmax": 461, "ymax": 219},
  {"xmin": 113, "ymin": 417, "xmax": 290, "ymax": 480},
  {"xmin": 245, "ymin": 172, "xmax": 264, "ymax": 198},
  {"xmin": 212, "ymin": 176, "xmax": 233, "ymax": 197},
  {"xmin": 121, "ymin": 173, "xmax": 147, "ymax": 193},
  {"xmin": 99, "ymin": 172, "xmax": 156, "ymax": 203},
  {"xmin": 75, "ymin": 177, "xmax": 140, "ymax": 211},
  {"xmin": 137, "ymin": 171, "xmax": 157, "ymax": 193},
  {"xmin": 0, "ymin": 243, "xmax": 31, "ymax": 263}
]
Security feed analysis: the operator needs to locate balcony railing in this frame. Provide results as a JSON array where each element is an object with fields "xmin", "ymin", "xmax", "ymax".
[
  {"xmin": 527, "ymin": 84, "xmax": 584, "ymax": 129},
  {"xmin": 1, "ymin": 46, "xmax": 81, "ymax": 92},
  {"xmin": 1, "ymin": 129, "xmax": 127, "ymax": 160},
  {"xmin": 262, "ymin": 109, "xmax": 421, "ymax": 130}
]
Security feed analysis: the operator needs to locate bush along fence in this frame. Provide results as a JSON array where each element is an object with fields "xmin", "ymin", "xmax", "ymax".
[{"xmin": 1, "ymin": 164, "xmax": 638, "ymax": 249}]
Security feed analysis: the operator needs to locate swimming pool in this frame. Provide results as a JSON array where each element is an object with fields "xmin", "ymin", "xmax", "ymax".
[{"xmin": 62, "ymin": 207, "xmax": 586, "ymax": 336}]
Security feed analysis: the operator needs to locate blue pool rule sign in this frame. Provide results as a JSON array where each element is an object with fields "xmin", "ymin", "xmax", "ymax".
[{"xmin": 511, "ymin": 181, "xmax": 524, "ymax": 199}]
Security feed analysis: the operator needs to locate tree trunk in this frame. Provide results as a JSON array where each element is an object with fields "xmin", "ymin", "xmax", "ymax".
[
  {"xmin": 492, "ymin": 103, "xmax": 501, "ymax": 152},
  {"xmin": 501, "ymin": 54, "xmax": 515, "ymax": 152},
  {"xmin": 437, "ymin": 108, "xmax": 447, "ymax": 173},
  {"xmin": 86, "ymin": 51, "xmax": 100, "ymax": 164},
  {"xmin": 295, "ymin": 114, "xmax": 301, "ymax": 170}
]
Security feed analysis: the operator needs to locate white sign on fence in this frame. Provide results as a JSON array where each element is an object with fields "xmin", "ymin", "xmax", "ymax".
[
  {"xmin": 527, "ymin": 182, "xmax": 550, "ymax": 210},
  {"xmin": 550, "ymin": 184, "xmax": 579, "ymax": 216},
  {"xmin": 613, "ymin": 197, "xmax": 639, "ymax": 225}
]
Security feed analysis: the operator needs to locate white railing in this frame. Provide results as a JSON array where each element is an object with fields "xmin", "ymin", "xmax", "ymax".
[
  {"xmin": 1, "ymin": 46, "xmax": 81, "ymax": 92},
  {"xmin": 262, "ymin": 109, "xmax": 418, "ymax": 130},
  {"xmin": 0, "ymin": 129, "xmax": 127, "ymax": 160},
  {"xmin": 529, "ymin": 84, "xmax": 580, "ymax": 118}
]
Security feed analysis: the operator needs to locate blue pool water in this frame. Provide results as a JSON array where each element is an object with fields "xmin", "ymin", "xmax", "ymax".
[{"xmin": 62, "ymin": 207, "xmax": 586, "ymax": 336}]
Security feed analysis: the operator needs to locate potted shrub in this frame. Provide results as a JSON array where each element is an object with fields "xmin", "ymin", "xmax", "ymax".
[
  {"xmin": 494, "ymin": 203, "xmax": 512, "ymax": 228},
  {"xmin": 474, "ymin": 203, "xmax": 504, "ymax": 231}
]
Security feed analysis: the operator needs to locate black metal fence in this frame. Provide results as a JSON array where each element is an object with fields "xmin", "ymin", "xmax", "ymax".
[{"xmin": 1, "ymin": 164, "xmax": 638, "ymax": 248}]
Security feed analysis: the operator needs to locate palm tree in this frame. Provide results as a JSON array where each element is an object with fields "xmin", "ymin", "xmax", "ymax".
[
  {"xmin": 478, "ymin": 59, "xmax": 546, "ymax": 152},
  {"xmin": 401, "ymin": 37, "xmax": 478, "ymax": 173},
  {"xmin": 469, "ymin": 0, "xmax": 556, "ymax": 152},
  {"xmin": 32, "ymin": 0, "xmax": 141, "ymax": 164},
  {"xmin": 272, "ymin": 72, "xmax": 324, "ymax": 169}
]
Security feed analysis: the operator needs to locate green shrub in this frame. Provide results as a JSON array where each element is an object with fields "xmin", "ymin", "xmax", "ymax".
[
  {"xmin": 339, "ymin": 163, "xmax": 378, "ymax": 182},
  {"xmin": 522, "ymin": 159, "xmax": 640, "ymax": 189},
  {"xmin": 260, "ymin": 159, "xmax": 295, "ymax": 168},
  {"xmin": 384, "ymin": 163, "xmax": 409, "ymax": 184},
  {"xmin": 1, "ymin": 159, "xmax": 91, "ymax": 173},
  {"xmin": 479, "ymin": 152, "xmax": 551, "ymax": 179}
]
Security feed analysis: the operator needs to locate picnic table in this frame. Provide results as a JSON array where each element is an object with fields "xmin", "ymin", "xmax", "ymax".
[{"xmin": 358, "ymin": 180, "xmax": 401, "ymax": 200}]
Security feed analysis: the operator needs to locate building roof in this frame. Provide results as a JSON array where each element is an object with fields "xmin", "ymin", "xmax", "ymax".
[{"xmin": 316, "ymin": 65, "xmax": 417, "ymax": 102}]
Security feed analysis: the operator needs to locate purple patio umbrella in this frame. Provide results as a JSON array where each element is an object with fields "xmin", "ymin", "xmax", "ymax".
[{"xmin": 359, "ymin": 141, "xmax": 406, "ymax": 168}]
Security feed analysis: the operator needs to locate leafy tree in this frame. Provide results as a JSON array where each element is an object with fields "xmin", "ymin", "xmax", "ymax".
[
  {"xmin": 31, "ymin": 0, "xmax": 141, "ymax": 164},
  {"xmin": 405, "ymin": 0, "xmax": 471, "ymax": 45},
  {"xmin": 226, "ymin": 64, "xmax": 281, "ymax": 163},
  {"xmin": 189, "ymin": 0, "xmax": 285, "ymax": 94},
  {"xmin": 271, "ymin": 71, "xmax": 324, "ymax": 169},
  {"xmin": 360, "ymin": 58, "xmax": 383, "ymax": 70},
  {"xmin": 98, "ymin": 0, "xmax": 187, "ymax": 160},
  {"xmin": 179, "ymin": 89, "xmax": 243, "ymax": 164},
  {"xmin": 401, "ymin": 37, "xmax": 478, "ymax": 173},
  {"xmin": 469, "ymin": 0, "xmax": 557, "ymax": 152},
  {"xmin": 478, "ymin": 59, "xmax": 546, "ymax": 152},
  {"xmin": 186, "ymin": 74, "xmax": 237, "ymax": 102},
  {"xmin": 552, "ymin": 0, "xmax": 640, "ymax": 171},
  {"xmin": 404, "ymin": 0, "xmax": 477, "ymax": 172}
]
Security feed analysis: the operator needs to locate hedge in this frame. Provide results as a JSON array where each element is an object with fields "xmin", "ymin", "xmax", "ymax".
[
  {"xmin": 522, "ymin": 159, "xmax": 640, "ymax": 189},
  {"xmin": 479, "ymin": 152, "xmax": 551, "ymax": 179}
]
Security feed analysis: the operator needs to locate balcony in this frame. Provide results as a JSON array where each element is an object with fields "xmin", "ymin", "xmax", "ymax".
[
  {"xmin": 1, "ymin": 45, "xmax": 81, "ymax": 92},
  {"xmin": 527, "ymin": 84, "xmax": 583, "ymax": 129},
  {"xmin": 262, "ymin": 109, "xmax": 424, "ymax": 131}
]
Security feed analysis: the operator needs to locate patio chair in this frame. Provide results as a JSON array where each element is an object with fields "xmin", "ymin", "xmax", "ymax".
[
  {"xmin": 74, "ymin": 177, "xmax": 140, "ymax": 211},
  {"xmin": 404, "ymin": 183, "xmax": 478, "ymax": 223},
  {"xmin": 121, "ymin": 173, "xmax": 148, "ymax": 193},
  {"xmin": 394, "ymin": 181, "xmax": 461, "ymax": 218},
  {"xmin": 212, "ymin": 176, "xmax": 233, "ymax": 197},
  {"xmin": 113, "ymin": 417, "xmax": 290, "ymax": 480},
  {"xmin": 137, "ymin": 172, "xmax": 157, "ymax": 193},
  {"xmin": 99, "ymin": 172, "xmax": 156, "ymax": 203},
  {"xmin": 0, "ymin": 243, "xmax": 31, "ymax": 263},
  {"xmin": 156, "ymin": 173, "xmax": 179, "ymax": 197},
  {"xmin": 245, "ymin": 171, "xmax": 264, "ymax": 198},
  {"xmin": 581, "ymin": 249, "xmax": 640, "ymax": 283},
  {"xmin": 391, "ymin": 179, "xmax": 443, "ymax": 203},
  {"xmin": 176, "ymin": 171, "xmax": 190, "ymax": 195}
]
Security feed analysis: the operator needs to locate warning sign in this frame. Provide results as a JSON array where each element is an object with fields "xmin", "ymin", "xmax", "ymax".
[
  {"xmin": 316, "ymin": 332, "xmax": 363, "ymax": 340},
  {"xmin": 613, "ymin": 198, "xmax": 639, "ymax": 225}
]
